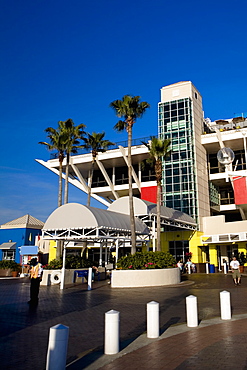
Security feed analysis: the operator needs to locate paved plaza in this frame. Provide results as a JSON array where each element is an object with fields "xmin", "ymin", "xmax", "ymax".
[{"xmin": 1, "ymin": 273, "xmax": 247, "ymax": 369}]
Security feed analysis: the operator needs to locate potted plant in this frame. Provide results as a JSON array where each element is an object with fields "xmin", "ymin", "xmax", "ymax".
[
  {"xmin": 11, "ymin": 262, "xmax": 22, "ymax": 277},
  {"xmin": 0, "ymin": 260, "xmax": 21, "ymax": 277}
]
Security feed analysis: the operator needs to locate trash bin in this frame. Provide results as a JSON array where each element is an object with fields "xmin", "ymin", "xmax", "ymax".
[{"xmin": 209, "ymin": 264, "xmax": 215, "ymax": 273}]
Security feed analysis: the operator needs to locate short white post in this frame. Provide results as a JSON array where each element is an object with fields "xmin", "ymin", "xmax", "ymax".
[
  {"xmin": 88, "ymin": 267, "xmax": 92, "ymax": 290},
  {"xmin": 206, "ymin": 263, "xmax": 209, "ymax": 274},
  {"xmin": 186, "ymin": 295, "xmax": 198, "ymax": 327},
  {"xmin": 187, "ymin": 264, "xmax": 191, "ymax": 274},
  {"xmin": 46, "ymin": 324, "xmax": 69, "ymax": 370},
  {"xmin": 104, "ymin": 310, "xmax": 119, "ymax": 355},
  {"xmin": 147, "ymin": 301, "xmax": 159, "ymax": 338},
  {"xmin": 220, "ymin": 290, "xmax": 231, "ymax": 320},
  {"xmin": 223, "ymin": 262, "xmax": 228, "ymax": 275}
]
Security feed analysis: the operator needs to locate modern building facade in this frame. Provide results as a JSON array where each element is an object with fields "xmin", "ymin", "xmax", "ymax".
[{"xmin": 37, "ymin": 81, "xmax": 247, "ymax": 270}]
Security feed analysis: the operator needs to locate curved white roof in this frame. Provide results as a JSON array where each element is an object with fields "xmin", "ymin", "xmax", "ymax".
[
  {"xmin": 44, "ymin": 203, "xmax": 149, "ymax": 234},
  {"xmin": 108, "ymin": 196, "xmax": 196, "ymax": 226}
]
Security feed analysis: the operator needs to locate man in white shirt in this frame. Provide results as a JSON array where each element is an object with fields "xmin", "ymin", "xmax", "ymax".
[{"xmin": 230, "ymin": 256, "xmax": 241, "ymax": 285}]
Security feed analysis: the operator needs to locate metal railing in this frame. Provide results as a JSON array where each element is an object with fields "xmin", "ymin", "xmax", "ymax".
[{"xmin": 50, "ymin": 135, "xmax": 156, "ymax": 160}]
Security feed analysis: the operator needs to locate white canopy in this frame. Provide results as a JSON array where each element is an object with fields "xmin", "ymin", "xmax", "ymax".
[{"xmin": 43, "ymin": 203, "xmax": 150, "ymax": 241}]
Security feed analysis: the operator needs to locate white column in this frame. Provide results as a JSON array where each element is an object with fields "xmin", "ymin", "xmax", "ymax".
[
  {"xmin": 147, "ymin": 301, "xmax": 159, "ymax": 338},
  {"xmin": 104, "ymin": 310, "xmax": 120, "ymax": 355},
  {"xmin": 186, "ymin": 295, "xmax": 198, "ymax": 327},
  {"xmin": 152, "ymin": 219, "xmax": 156, "ymax": 252},
  {"xmin": 206, "ymin": 263, "xmax": 209, "ymax": 274},
  {"xmin": 60, "ymin": 242, "xmax": 66, "ymax": 290},
  {"xmin": 46, "ymin": 324, "xmax": 69, "ymax": 370},
  {"xmin": 220, "ymin": 290, "xmax": 231, "ymax": 320},
  {"xmin": 115, "ymin": 239, "xmax": 119, "ymax": 264},
  {"xmin": 105, "ymin": 242, "xmax": 108, "ymax": 265},
  {"xmin": 99, "ymin": 243, "xmax": 103, "ymax": 266}
]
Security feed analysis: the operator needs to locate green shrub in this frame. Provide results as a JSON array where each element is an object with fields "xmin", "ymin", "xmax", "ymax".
[
  {"xmin": 117, "ymin": 251, "xmax": 176, "ymax": 270},
  {"xmin": 0, "ymin": 260, "xmax": 21, "ymax": 271},
  {"xmin": 43, "ymin": 256, "xmax": 98, "ymax": 270}
]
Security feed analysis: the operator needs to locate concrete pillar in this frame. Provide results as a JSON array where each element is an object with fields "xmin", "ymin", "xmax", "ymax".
[
  {"xmin": 46, "ymin": 324, "xmax": 69, "ymax": 370},
  {"xmin": 147, "ymin": 301, "xmax": 159, "ymax": 338},
  {"xmin": 220, "ymin": 290, "xmax": 231, "ymax": 320},
  {"xmin": 88, "ymin": 267, "xmax": 92, "ymax": 290},
  {"xmin": 186, "ymin": 295, "xmax": 198, "ymax": 327},
  {"xmin": 104, "ymin": 310, "xmax": 119, "ymax": 355}
]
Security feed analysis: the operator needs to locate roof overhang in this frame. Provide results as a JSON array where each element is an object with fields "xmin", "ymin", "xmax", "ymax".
[
  {"xmin": 108, "ymin": 197, "xmax": 197, "ymax": 231},
  {"xmin": 0, "ymin": 242, "xmax": 16, "ymax": 250},
  {"xmin": 19, "ymin": 245, "xmax": 38, "ymax": 255}
]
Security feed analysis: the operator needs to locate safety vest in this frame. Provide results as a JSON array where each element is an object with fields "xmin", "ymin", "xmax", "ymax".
[{"xmin": 30, "ymin": 263, "xmax": 42, "ymax": 278}]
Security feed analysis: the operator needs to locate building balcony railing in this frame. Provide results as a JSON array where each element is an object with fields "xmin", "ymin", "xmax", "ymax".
[{"xmin": 50, "ymin": 135, "xmax": 157, "ymax": 160}]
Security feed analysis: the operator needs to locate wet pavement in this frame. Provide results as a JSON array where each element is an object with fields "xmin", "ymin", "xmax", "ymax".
[{"xmin": 1, "ymin": 273, "xmax": 247, "ymax": 369}]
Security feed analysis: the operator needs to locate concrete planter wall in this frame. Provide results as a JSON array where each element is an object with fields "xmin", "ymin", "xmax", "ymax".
[
  {"xmin": 41, "ymin": 269, "xmax": 87, "ymax": 286},
  {"xmin": 0, "ymin": 268, "xmax": 12, "ymax": 277},
  {"xmin": 41, "ymin": 267, "xmax": 106, "ymax": 286},
  {"xmin": 111, "ymin": 267, "xmax": 180, "ymax": 288}
]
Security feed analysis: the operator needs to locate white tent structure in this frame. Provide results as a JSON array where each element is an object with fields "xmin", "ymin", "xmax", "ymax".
[{"xmin": 42, "ymin": 202, "xmax": 150, "ymax": 289}]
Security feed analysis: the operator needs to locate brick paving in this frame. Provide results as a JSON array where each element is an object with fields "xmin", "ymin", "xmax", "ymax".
[{"xmin": 0, "ymin": 273, "xmax": 247, "ymax": 369}]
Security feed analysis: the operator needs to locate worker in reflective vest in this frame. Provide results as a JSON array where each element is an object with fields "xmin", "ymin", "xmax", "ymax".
[{"xmin": 28, "ymin": 257, "xmax": 43, "ymax": 306}]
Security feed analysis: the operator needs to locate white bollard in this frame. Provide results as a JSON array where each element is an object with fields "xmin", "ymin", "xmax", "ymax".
[
  {"xmin": 46, "ymin": 324, "xmax": 69, "ymax": 370},
  {"xmin": 104, "ymin": 310, "xmax": 120, "ymax": 355},
  {"xmin": 147, "ymin": 301, "xmax": 159, "ymax": 338},
  {"xmin": 88, "ymin": 267, "xmax": 92, "ymax": 290},
  {"xmin": 220, "ymin": 290, "xmax": 231, "ymax": 320},
  {"xmin": 206, "ymin": 263, "xmax": 209, "ymax": 274},
  {"xmin": 187, "ymin": 264, "xmax": 191, "ymax": 274},
  {"xmin": 186, "ymin": 295, "xmax": 198, "ymax": 327},
  {"xmin": 223, "ymin": 262, "xmax": 228, "ymax": 275}
]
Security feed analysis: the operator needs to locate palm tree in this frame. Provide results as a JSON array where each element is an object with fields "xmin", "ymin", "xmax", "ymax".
[
  {"xmin": 110, "ymin": 95, "xmax": 150, "ymax": 254},
  {"xmin": 142, "ymin": 136, "xmax": 171, "ymax": 251},
  {"xmin": 82, "ymin": 132, "xmax": 114, "ymax": 206},
  {"xmin": 59, "ymin": 119, "xmax": 86, "ymax": 204},
  {"xmin": 39, "ymin": 127, "xmax": 67, "ymax": 207}
]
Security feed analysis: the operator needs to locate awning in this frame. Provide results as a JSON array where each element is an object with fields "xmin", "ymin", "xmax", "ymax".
[
  {"xmin": 19, "ymin": 245, "xmax": 38, "ymax": 255},
  {"xmin": 0, "ymin": 242, "xmax": 16, "ymax": 250}
]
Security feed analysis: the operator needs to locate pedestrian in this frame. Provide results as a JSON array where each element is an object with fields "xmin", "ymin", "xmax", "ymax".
[
  {"xmin": 177, "ymin": 260, "xmax": 184, "ymax": 273},
  {"xmin": 230, "ymin": 256, "xmax": 241, "ymax": 285},
  {"xmin": 28, "ymin": 257, "xmax": 43, "ymax": 305},
  {"xmin": 185, "ymin": 259, "xmax": 193, "ymax": 274}
]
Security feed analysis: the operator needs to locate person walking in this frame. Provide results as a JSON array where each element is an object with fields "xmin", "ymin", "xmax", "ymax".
[
  {"xmin": 230, "ymin": 256, "xmax": 241, "ymax": 285},
  {"xmin": 28, "ymin": 257, "xmax": 43, "ymax": 305}
]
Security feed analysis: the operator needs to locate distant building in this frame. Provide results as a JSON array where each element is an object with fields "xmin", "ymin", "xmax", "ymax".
[{"xmin": 0, "ymin": 215, "xmax": 44, "ymax": 263}]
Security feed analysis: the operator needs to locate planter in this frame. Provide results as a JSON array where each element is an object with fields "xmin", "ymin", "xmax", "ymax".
[
  {"xmin": 0, "ymin": 268, "xmax": 12, "ymax": 277},
  {"xmin": 11, "ymin": 271, "xmax": 18, "ymax": 277},
  {"xmin": 111, "ymin": 267, "xmax": 180, "ymax": 288}
]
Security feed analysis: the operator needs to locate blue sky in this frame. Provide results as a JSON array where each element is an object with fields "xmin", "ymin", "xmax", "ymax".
[{"xmin": 1, "ymin": 0, "xmax": 247, "ymax": 225}]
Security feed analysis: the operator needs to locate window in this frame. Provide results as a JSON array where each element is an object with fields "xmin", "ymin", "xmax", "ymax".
[{"xmin": 2, "ymin": 250, "xmax": 15, "ymax": 260}]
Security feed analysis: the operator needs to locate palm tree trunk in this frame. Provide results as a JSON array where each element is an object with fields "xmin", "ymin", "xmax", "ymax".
[
  {"xmin": 127, "ymin": 124, "xmax": 136, "ymax": 254},
  {"xmin": 87, "ymin": 159, "xmax": 95, "ymax": 207},
  {"xmin": 58, "ymin": 160, "xmax": 63, "ymax": 207},
  {"xmin": 64, "ymin": 152, "xmax": 70, "ymax": 204},
  {"xmin": 156, "ymin": 182, "xmax": 161, "ymax": 251}
]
